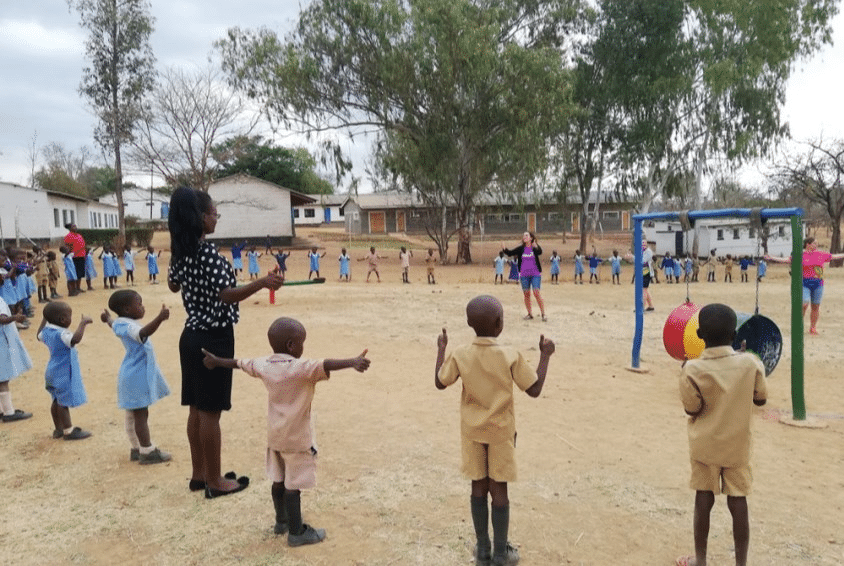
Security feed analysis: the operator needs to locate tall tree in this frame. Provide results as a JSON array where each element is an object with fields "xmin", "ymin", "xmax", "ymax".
[
  {"xmin": 212, "ymin": 135, "xmax": 333, "ymax": 194},
  {"xmin": 130, "ymin": 66, "xmax": 254, "ymax": 191},
  {"xmin": 70, "ymin": 0, "xmax": 156, "ymax": 235},
  {"xmin": 217, "ymin": 0, "xmax": 581, "ymax": 262}
]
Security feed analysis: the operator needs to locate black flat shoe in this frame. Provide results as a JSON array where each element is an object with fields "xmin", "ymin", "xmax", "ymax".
[{"xmin": 205, "ymin": 481, "xmax": 248, "ymax": 499}]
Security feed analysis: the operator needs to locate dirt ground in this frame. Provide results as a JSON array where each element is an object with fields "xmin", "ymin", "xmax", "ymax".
[{"xmin": 1, "ymin": 228, "xmax": 843, "ymax": 566}]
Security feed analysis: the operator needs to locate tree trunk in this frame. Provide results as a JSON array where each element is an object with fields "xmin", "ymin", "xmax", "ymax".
[{"xmin": 114, "ymin": 140, "xmax": 125, "ymax": 238}]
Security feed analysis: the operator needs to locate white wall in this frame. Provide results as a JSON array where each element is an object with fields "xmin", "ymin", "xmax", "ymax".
[
  {"xmin": 99, "ymin": 188, "xmax": 169, "ymax": 220},
  {"xmin": 208, "ymin": 176, "xmax": 294, "ymax": 239},
  {"xmin": 293, "ymin": 204, "xmax": 344, "ymax": 225}
]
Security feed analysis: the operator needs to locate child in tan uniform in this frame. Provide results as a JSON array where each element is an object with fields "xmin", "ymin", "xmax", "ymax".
[
  {"xmin": 676, "ymin": 303, "xmax": 767, "ymax": 566},
  {"xmin": 435, "ymin": 295, "xmax": 555, "ymax": 566}
]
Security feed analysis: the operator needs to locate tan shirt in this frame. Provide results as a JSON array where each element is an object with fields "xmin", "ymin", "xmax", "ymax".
[
  {"xmin": 438, "ymin": 337, "xmax": 537, "ymax": 444},
  {"xmin": 680, "ymin": 346, "xmax": 767, "ymax": 467},
  {"xmin": 239, "ymin": 354, "xmax": 328, "ymax": 453}
]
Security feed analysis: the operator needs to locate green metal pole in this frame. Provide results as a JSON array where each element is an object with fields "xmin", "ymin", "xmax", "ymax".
[{"xmin": 790, "ymin": 216, "xmax": 805, "ymax": 420}]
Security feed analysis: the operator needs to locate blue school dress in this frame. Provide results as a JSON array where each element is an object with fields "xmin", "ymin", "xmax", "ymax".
[
  {"xmin": 757, "ymin": 260, "xmax": 767, "ymax": 279},
  {"xmin": 111, "ymin": 254, "xmax": 122, "ymax": 276},
  {"xmin": 0, "ymin": 277, "xmax": 16, "ymax": 306},
  {"xmin": 274, "ymin": 252, "xmax": 289, "ymax": 273},
  {"xmin": 63, "ymin": 254, "xmax": 78, "ymax": 281},
  {"xmin": 248, "ymin": 251, "xmax": 261, "ymax": 275},
  {"xmin": 339, "ymin": 254, "xmax": 350, "ymax": 276},
  {"xmin": 147, "ymin": 254, "xmax": 159, "ymax": 276},
  {"xmin": 111, "ymin": 318, "xmax": 170, "ymax": 410},
  {"xmin": 39, "ymin": 324, "xmax": 87, "ymax": 407},
  {"xmin": 231, "ymin": 243, "xmax": 245, "ymax": 271},
  {"xmin": 610, "ymin": 256, "xmax": 622, "ymax": 275},
  {"xmin": 574, "ymin": 254, "xmax": 584, "ymax": 276},
  {"xmin": 508, "ymin": 259, "xmax": 519, "ymax": 281},
  {"xmin": 494, "ymin": 256, "xmax": 505, "ymax": 276},
  {"xmin": 550, "ymin": 256, "xmax": 561, "ymax": 275},
  {"xmin": 309, "ymin": 252, "xmax": 320, "ymax": 272},
  {"xmin": 85, "ymin": 252, "xmax": 97, "ymax": 280},
  {"xmin": 673, "ymin": 262, "xmax": 682, "ymax": 279},
  {"xmin": 0, "ymin": 297, "xmax": 32, "ymax": 382},
  {"xmin": 14, "ymin": 272, "xmax": 29, "ymax": 303},
  {"xmin": 124, "ymin": 250, "xmax": 136, "ymax": 272}
]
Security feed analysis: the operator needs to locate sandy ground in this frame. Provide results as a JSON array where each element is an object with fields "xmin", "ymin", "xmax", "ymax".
[{"xmin": 1, "ymin": 228, "xmax": 843, "ymax": 566}]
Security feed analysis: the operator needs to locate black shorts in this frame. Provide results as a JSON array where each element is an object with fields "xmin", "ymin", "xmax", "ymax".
[
  {"xmin": 179, "ymin": 325, "xmax": 235, "ymax": 411},
  {"xmin": 73, "ymin": 257, "xmax": 86, "ymax": 281},
  {"xmin": 642, "ymin": 273, "xmax": 651, "ymax": 288}
]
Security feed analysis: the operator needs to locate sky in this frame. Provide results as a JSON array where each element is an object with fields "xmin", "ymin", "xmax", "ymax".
[{"xmin": 1, "ymin": 2, "xmax": 843, "ymax": 194}]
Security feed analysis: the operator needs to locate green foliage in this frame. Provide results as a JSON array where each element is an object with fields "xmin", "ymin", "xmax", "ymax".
[
  {"xmin": 212, "ymin": 136, "xmax": 333, "ymax": 194},
  {"xmin": 76, "ymin": 227, "xmax": 155, "ymax": 248}
]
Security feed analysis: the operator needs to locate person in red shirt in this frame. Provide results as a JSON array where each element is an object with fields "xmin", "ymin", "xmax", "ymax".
[
  {"xmin": 765, "ymin": 237, "xmax": 844, "ymax": 334},
  {"xmin": 63, "ymin": 224, "xmax": 86, "ymax": 296}
]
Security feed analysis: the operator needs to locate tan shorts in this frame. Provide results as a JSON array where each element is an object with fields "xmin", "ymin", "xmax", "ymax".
[
  {"xmin": 266, "ymin": 448, "xmax": 317, "ymax": 490},
  {"xmin": 689, "ymin": 460, "xmax": 751, "ymax": 496},
  {"xmin": 461, "ymin": 435, "xmax": 516, "ymax": 482}
]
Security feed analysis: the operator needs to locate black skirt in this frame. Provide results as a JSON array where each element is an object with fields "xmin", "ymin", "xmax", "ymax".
[{"xmin": 179, "ymin": 325, "xmax": 235, "ymax": 411}]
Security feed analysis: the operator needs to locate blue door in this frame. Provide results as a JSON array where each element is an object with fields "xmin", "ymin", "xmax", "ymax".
[{"xmin": 324, "ymin": 208, "xmax": 331, "ymax": 222}]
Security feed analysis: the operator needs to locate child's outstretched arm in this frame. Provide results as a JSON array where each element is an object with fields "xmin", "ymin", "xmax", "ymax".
[
  {"xmin": 100, "ymin": 309, "xmax": 114, "ymax": 327},
  {"xmin": 525, "ymin": 335, "xmax": 555, "ymax": 398},
  {"xmin": 434, "ymin": 328, "xmax": 448, "ymax": 389},
  {"xmin": 323, "ymin": 349, "xmax": 370, "ymax": 374},
  {"xmin": 70, "ymin": 315, "xmax": 93, "ymax": 346},
  {"xmin": 0, "ymin": 312, "xmax": 27, "ymax": 325},
  {"xmin": 201, "ymin": 348, "xmax": 239, "ymax": 370},
  {"xmin": 139, "ymin": 304, "xmax": 170, "ymax": 339}
]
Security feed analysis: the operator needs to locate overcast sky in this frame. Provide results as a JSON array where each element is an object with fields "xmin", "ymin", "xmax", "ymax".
[{"xmin": 1, "ymin": 2, "xmax": 843, "ymax": 194}]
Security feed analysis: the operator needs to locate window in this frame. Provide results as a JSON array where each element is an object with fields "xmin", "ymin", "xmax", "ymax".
[
  {"xmin": 602, "ymin": 211, "xmax": 619, "ymax": 219},
  {"xmin": 54, "ymin": 208, "xmax": 60, "ymax": 227},
  {"xmin": 733, "ymin": 229, "xmax": 740, "ymax": 240},
  {"xmin": 778, "ymin": 226, "xmax": 785, "ymax": 237},
  {"xmin": 304, "ymin": 208, "xmax": 315, "ymax": 218},
  {"xmin": 716, "ymin": 229, "xmax": 724, "ymax": 241},
  {"xmin": 504, "ymin": 213, "xmax": 521, "ymax": 223},
  {"xmin": 62, "ymin": 210, "xmax": 69, "ymax": 225},
  {"xmin": 293, "ymin": 209, "xmax": 300, "ymax": 218},
  {"xmin": 547, "ymin": 212, "xmax": 560, "ymax": 221},
  {"xmin": 485, "ymin": 214, "xmax": 503, "ymax": 223},
  {"xmin": 749, "ymin": 228, "xmax": 755, "ymax": 238},
  {"xmin": 338, "ymin": 208, "xmax": 345, "ymax": 217}
]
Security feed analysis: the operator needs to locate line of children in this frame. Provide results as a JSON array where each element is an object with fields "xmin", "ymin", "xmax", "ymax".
[{"xmin": 0, "ymin": 263, "xmax": 33, "ymax": 423}]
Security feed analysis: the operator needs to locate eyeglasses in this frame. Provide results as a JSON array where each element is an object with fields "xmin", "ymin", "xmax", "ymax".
[{"xmin": 206, "ymin": 211, "xmax": 221, "ymax": 220}]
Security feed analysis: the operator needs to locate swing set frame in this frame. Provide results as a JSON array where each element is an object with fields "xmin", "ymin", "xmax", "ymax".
[{"xmin": 630, "ymin": 207, "xmax": 808, "ymax": 420}]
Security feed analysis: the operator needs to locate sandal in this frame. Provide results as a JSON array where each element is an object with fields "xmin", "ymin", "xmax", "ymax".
[{"xmin": 523, "ymin": 314, "xmax": 533, "ymax": 320}]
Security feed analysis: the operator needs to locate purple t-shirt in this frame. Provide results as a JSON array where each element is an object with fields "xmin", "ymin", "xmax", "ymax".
[{"xmin": 520, "ymin": 248, "xmax": 540, "ymax": 277}]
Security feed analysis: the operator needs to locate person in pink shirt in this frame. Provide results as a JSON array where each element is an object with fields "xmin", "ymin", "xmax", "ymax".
[
  {"xmin": 201, "ymin": 317, "xmax": 370, "ymax": 547},
  {"xmin": 765, "ymin": 237, "xmax": 844, "ymax": 334},
  {"xmin": 502, "ymin": 232, "xmax": 547, "ymax": 321}
]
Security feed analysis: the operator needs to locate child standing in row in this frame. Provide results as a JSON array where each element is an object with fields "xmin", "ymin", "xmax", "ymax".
[
  {"xmin": 34, "ymin": 249, "xmax": 50, "ymax": 303},
  {"xmin": 662, "ymin": 253, "xmax": 676, "ymax": 283},
  {"xmin": 146, "ymin": 246, "xmax": 161, "ymax": 284},
  {"xmin": 435, "ymin": 295, "xmax": 555, "ymax": 566},
  {"xmin": 756, "ymin": 258, "xmax": 767, "ymax": 282},
  {"xmin": 677, "ymin": 303, "xmax": 767, "ymax": 566},
  {"xmin": 359, "ymin": 247, "xmax": 383, "ymax": 283},
  {"xmin": 507, "ymin": 257, "xmax": 519, "ymax": 284},
  {"xmin": 573, "ymin": 250, "xmax": 584, "ymax": 284},
  {"xmin": 37, "ymin": 301, "xmax": 92, "ymax": 440},
  {"xmin": 231, "ymin": 241, "xmax": 247, "ymax": 278},
  {"xmin": 739, "ymin": 256, "xmax": 754, "ymax": 283},
  {"xmin": 47, "ymin": 251, "xmax": 61, "ymax": 299},
  {"xmin": 705, "ymin": 251, "xmax": 717, "ymax": 282},
  {"xmin": 308, "ymin": 247, "xmax": 326, "ymax": 280},
  {"xmin": 494, "ymin": 251, "xmax": 506, "ymax": 284},
  {"xmin": 549, "ymin": 251, "xmax": 560, "ymax": 284},
  {"xmin": 610, "ymin": 250, "xmax": 622, "ymax": 285},
  {"xmin": 85, "ymin": 247, "xmax": 98, "ymax": 291},
  {"xmin": 248, "ymin": 247, "xmax": 263, "ymax": 280},
  {"xmin": 724, "ymin": 254, "xmax": 734, "ymax": 283},
  {"xmin": 0, "ymin": 267, "xmax": 33, "ymax": 423},
  {"xmin": 100, "ymin": 247, "xmax": 116, "ymax": 289},
  {"xmin": 273, "ymin": 249, "xmax": 290, "ymax": 277},
  {"xmin": 399, "ymin": 247, "xmax": 413, "ymax": 283},
  {"xmin": 588, "ymin": 252, "xmax": 602, "ymax": 284},
  {"xmin": 338, "ymin": 248, "xmax": 351, "ymax": 282},
  {"xmin": 124, "ymin": 246, "xmax": 138, "ymax": 286},
  {"xmin": 426, "ymin": 249, "xmax": 437, "ymax": 284},
  {"xmin": 101, "ymin": 290, "xmax": 172, "ymax": 464},
  {"xmin": 202, "ymin": 317, "xmax": 371, "ymax": 547},
  {"xmin": 61, "ymin": 246, "xmax": 78, "ymax": 297}
]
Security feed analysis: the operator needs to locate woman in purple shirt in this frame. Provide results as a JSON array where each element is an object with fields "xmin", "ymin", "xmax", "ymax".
[{"xmin": 502, "ymin": 231, "xmax": 547, "ymax": 321}]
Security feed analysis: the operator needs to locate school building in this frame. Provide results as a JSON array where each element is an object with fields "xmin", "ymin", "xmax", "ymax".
[
  {"xmin": 646, "ymin": 218, "xmax": 801, "ymax": 258},
  {"xmin": 0, "ymin": 181, "xmax": 120, "ymax": 247}
]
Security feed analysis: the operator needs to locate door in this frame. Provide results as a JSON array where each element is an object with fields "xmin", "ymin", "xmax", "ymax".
[
  {"xmin": 369, "ymin": 211, "xmax": 386, "ymax": 233},
  {"xmin": 396, "ymin": 211, "xmax": 406, "ymax": 232},
  {"xmin": 527, "ymin": 212, "xmax": 536, "ymax": 233},
  {"xmin": 324, "ymin": 208, "xmax": 331, "ymax": 223},
  {"xmin": 675, "ymin": 231, "xmax": 684, "ymax": 256}
]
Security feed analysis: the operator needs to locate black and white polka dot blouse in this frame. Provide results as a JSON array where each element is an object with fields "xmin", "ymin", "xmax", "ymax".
[{"xmin": 169, "ymin": 241, "xmax": 238, "ymax": 331}]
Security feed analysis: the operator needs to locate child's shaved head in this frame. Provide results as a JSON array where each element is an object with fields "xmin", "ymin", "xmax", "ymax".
[
  {"xmin": 268, "ymin": 317, "xmax": 307, "ymax": 356},
  {"xmin": 43, "ymin": 301, "xmax": 72, "ymax": 327},
  {"xmin": 697, "ymin": 303, "xmax": 736, "ymax": 347},
  {"xmin": 466, "ymin": 295, "xmax": 504, "ymax": 337}
]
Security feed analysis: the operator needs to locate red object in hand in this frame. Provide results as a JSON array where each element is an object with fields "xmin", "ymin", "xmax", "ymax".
[{"xmin": 269, "ymin": 272, "xmax": 275, "ymax": 304}]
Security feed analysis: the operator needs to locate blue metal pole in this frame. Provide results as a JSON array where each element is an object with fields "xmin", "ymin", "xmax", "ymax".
[{"xmin": 631, "ymin": 220, "xmax": 644, "ymax": 368}]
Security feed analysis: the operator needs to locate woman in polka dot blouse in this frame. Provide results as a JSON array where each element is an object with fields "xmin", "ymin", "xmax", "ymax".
[{"xmin": 168, "ymin": 187, "xmax": 284, "ymax": 498}]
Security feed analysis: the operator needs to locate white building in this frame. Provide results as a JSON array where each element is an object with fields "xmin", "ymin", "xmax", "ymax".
[
  {"xmin": 207, "ymin": 173, "xmax": 315, "ymax": 245},
  {"xmin": 645, "ymin": 218, "xmax": 802, "ymax": 258},
  {"xmin": 99, "ymin": 186, "xmax": 170, "ymax": 221},
  {"xmin": 292, "ymin": 193, "xmax": 347, "ymax": 226},
  {"xmin": 0, "ymin": 181, "xmax": 119, "ymax": 246}
]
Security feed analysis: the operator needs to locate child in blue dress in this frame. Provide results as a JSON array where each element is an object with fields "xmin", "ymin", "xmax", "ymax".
[
  {"xmin": 100, "ymin": 247, "xmax": 115, "ymax": 289},
  {"xmin": 0, "ymin": 269, "xmax": 33, "ymax": 423},
  {"xmin": 231, "ymin": 241, "xmax": 247, "ymax": 279},
  {"xmin": 610, "ymin": 250, "xmax": 622, "ymax": 285},
  {"xmin": 123, "ymin": 246, "xmax": 138, "ymax": 286},
  {"xmin": 756, "ymin": 258, "xmax": 767, "ymax": 282},
  {"xmin": 494, "ymin": 251, "xmax": 506, "ymax": 284},
  {"xmin": 587, "ymin": 253, "xmax": 603, "ymax": 284},
  {"xmin": 573, "ymin": 250, "xmax": 584, "ymax": 284},
  {"xmin": 507, "ymin": 257, "xmax": 519, "ymax": 284},
  {"xmin": 549, "ymin": 251, "xmax": 561, "ymax": 284},
  {"xmin": 60, "ymin": 246, "xmax": 79, "ymax": 296},
  {"xmin": 146, "ymin": 246, "xmax": 161, "ymax": 284},
  {"xmin": 248, "ymin": 246, "xmax": 263, "ymax": 280},
  {"xmin": 338, "ymin": 248, "xmax": 351, "ymax": 282},
  {"xmin": 84, "ymin": 247, "xmax": 98, "ymax": 290},
  {"xmin": 111, "ymin": 247, "xmax": 123, "ymax": 282},
  {"xmin": 673, "ymin": 257, "xmax": 683, "ymax": 283},
  {"xmin": 101, "ymin": 290, "xmax": 172, "ymax": 464},
  {"xmin": 37, "ymin": 301, "xmax": 92, "ymax": 440},
  {"xmin": 661, "ymin": 253, "xmax": 675, "ymax": 283},
  {"xmin": 273, "ymin": 249, "xmax": 290, "ymax": 277},
  {"xmin": 308, "ymin": 247, "xmax": 326, "ymax": 279}
]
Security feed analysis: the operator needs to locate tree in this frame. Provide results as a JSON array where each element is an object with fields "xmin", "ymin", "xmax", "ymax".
[
  {"xmin": 31, "ymin": 142, "xmax": 116, "ymax": 198},
  {"xmin": 70, "ymin": 0, "xmax": 156, "ymax": 236},
  {"xmin": 771, "ymin": 139, "xmax": 844, "ymax": 253},
  {"xmin": 212, "ymin": 136, "xmax": 333, "ymax": 194},
  {"xmin": 130, "ymin": 66, "xmax": 254, "ymax": 191},
  {"xmin": 217, "ymin": 0, "xmax": 581, "ymax": 262}
]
